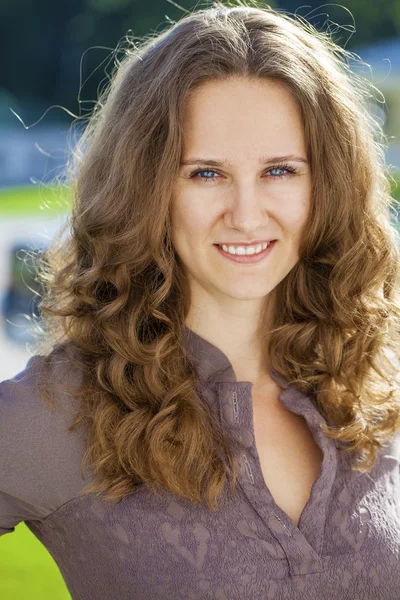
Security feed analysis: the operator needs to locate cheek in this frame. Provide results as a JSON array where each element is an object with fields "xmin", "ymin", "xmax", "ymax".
[
  {"xmin": 171, "ymin": 196, "xmax": 214, "ymax": 240},
  {"xmin": 281, "ymin": 193, "xmax": 310, "ymax": 234},
  {"xmin": 298, "ymin": 195, "xmax": 311, "ymax": 231}
]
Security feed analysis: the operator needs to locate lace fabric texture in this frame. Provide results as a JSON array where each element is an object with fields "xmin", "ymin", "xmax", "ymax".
[{"xmin": 1, "ymin": 328, "xmax": 399, "ymax": 599}]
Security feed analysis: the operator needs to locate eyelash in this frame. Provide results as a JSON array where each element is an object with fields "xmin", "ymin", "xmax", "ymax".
[{"xmin": 189, "ymin": 162, "xmax": 299, "ymax": 183}]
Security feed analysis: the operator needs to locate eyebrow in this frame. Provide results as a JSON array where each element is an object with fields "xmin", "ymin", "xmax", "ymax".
[{"xmin": 180, "ymin": 154, "xmax": 309, "ymax": 166}]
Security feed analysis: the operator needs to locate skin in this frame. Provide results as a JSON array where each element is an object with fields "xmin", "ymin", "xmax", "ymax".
[{"xmin": 170, "ymin": 76, "xmax": 312, "ymax": 386}]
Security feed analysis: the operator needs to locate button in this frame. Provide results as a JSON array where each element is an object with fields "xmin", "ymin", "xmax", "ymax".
[
  {"xmin": 232, "ymin": 391, "xmax": 239, "ymax": 423},
  {"xmin": 242, "ymin": 453, "xmax": 255, "ymax": 484}
]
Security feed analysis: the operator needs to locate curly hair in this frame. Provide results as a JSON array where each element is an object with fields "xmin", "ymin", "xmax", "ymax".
[{"xmin": 29, "ymin": 0, "xmax": 400, "ymax": 512}]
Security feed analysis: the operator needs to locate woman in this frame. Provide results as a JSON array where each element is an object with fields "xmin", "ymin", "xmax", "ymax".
[{"xmin": 1, "ymin": 2, "xmax": 400, "ymax": 598}]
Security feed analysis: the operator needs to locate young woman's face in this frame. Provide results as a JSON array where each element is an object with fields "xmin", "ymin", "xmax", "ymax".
[{"xmin": 170, "ymin": 76, "xmax": 311, "ymax": 308}]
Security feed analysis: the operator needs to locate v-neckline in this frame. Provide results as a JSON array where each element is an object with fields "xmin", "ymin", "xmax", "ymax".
[{"xmin": 216, "ymin": 380, "xmax": 338, "ymax": 574}]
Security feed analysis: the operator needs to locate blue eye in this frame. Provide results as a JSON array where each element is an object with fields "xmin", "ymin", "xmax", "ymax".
[
  {"xmin": 191, "ymin": 169, "xmax": 217, "ymax": 181},
  {"xmin": 269, "ymin": 167, "xmax": 290, "ymax": 177},
  {"xmin": 189, "ymin": 163, "xmax": 298, "ymax": 183}
]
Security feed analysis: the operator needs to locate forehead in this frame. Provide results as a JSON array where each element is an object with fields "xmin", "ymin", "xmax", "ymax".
[
  {"xmin": 181, "ymin": 77, "xmax": 306, "ymax": 157},
  {"xmin": 184, "ymin": 76, "xmax": 298, "ymax": 115}
]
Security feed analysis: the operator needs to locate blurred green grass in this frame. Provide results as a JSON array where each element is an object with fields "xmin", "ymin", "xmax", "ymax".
[
  {"xmin": 0, "ymin": 186, "xmax": 71, "ymax": 215},
  {"xmin": 0, "ymin": 523, "xmax": 70, "ymax": 599},
  {"xmin": 0, "ymin": 178, "xmax": 399, "ymax": 600},
  {"xmin": 391, "ymin": 176, "xmax": 400, "ymax": 203}
]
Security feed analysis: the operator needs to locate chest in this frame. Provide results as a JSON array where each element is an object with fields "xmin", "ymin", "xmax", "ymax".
[{"xmin": 251, "ymin": 384, "xmax": 324, "ymax": 527}]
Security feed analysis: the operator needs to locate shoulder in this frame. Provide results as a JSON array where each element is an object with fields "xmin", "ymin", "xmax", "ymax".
[{"xmin": 0, "ymin": 344, "xmax": 92, "ymax": 535}]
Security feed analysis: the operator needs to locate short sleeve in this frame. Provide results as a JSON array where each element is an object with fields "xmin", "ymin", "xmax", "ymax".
[
  {"xmin": 0, "ymin": 350, "xmax": 89, "ymax": 536},
  {"xmin": 0, "ymin": 490, "xmax": 50, "ymax": 536}
]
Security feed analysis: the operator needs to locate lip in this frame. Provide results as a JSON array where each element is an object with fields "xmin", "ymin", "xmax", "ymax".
[
  {"xmin": 215, "ymin": 239, "xmax": 275, "ymax": 246},
  {"xmin": 214, "ymin": 240, "xmax": 276, "ymax": 264}
]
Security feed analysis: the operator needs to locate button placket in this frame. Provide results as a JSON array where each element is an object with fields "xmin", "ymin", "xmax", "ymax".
[
  {"xmin": 224, "ymin": 383, "xmax": 325, "ymax": 574},
  {"xmin": 242, "ymin": 453, "xmax": 255, "ymax": 485},
  {"xmin": 232, "ymin": 390, "xmax": 239, "ymax": 424},
  {"xmin": 231, "ymin": 389, "xmax": 257, "ymax": 487},
  {"xmin": 273, "ymin": 513, "xmax": 292, "ymax": 537}
]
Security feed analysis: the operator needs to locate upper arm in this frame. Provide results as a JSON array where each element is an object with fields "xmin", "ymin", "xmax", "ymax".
[{"xmin": 0, "ymin": 351, "xmax": 88, "ymax": 535}]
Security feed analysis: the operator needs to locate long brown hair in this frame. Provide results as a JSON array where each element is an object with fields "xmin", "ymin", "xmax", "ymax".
[{"xmin": 30, "ymin": 1, "xmax": 400, "ymax": 511}]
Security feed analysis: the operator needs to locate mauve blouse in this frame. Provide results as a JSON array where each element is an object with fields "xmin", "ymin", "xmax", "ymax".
[{"xmin": 1, "ymin": 326, "xmax": 400, "ymax": 599}]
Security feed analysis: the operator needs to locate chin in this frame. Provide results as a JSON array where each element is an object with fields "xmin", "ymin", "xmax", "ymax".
[{"xmin": 218, "ymin": 284, "xmax": 276, "ymax": 300}]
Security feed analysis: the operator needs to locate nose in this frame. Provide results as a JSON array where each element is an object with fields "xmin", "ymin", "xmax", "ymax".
[{"xmin": 227, "ymin": 180, "xmax": 270, "ymax": 233}]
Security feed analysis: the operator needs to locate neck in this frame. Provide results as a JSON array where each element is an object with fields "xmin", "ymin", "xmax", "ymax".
[{"xmin": 184, "ymin": 303, "xmax": 275, "ymax": 384}]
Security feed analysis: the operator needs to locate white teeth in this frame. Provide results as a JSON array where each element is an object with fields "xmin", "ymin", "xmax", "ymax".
[{"xmin": 220, "ymin": 242, "xmax": 269, "ymax": 255}]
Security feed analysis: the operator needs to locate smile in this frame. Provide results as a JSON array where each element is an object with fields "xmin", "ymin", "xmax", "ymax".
[{"xmin": 214, "ymin": 240, "xmax": 276, "ymax": 264}]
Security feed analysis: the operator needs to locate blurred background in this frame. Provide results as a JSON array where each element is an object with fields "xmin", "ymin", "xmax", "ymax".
[{"xmin": 0, "ymin": 1, "xmax": 399, "ymax": 598}]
